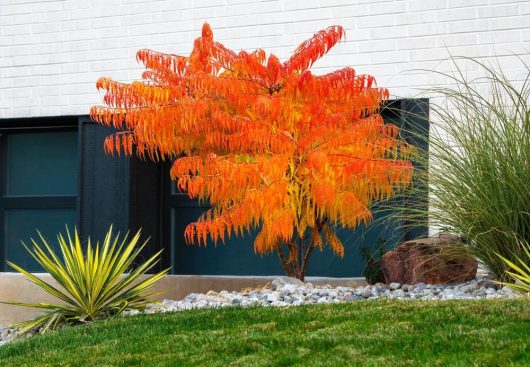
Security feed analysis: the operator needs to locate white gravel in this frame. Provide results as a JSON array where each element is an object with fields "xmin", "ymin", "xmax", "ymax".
[
  {"xmin": 0, "ymin": 276, "xmax": 524, "ymax": 347},
  {"xmin": 131, "ymin": 276, "xmax": 521, "ymax": 315}
]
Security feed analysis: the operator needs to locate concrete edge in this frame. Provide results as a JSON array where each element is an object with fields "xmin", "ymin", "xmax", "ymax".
[{"xmin": 0, "ymin": 273, "xmax": 366, "ymax": 326}]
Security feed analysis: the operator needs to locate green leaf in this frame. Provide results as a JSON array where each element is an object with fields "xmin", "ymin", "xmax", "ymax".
[{"xmin": 1, "ymin": 226, "xmax": 169, "ymax": 334}]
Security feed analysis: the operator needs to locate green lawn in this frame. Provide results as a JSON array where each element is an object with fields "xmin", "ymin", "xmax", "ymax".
[{"xmin": 0, "ymin": 300, "xmax": 529, "ymax": 366}]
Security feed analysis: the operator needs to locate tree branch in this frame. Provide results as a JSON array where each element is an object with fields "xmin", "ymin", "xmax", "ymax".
[
  {"xmin": 277, "ymin": 244, "xmax": 294, "ymax": 277},
  {"xmin": 299, "ymin": 219, "xmax": 326, "ymax": 281},
  {"xmin": 288, "ymin": 241, "xmax": 301, "ymax": 279}
]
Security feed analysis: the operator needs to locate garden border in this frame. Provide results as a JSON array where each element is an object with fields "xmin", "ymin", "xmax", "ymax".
[{"xmin": 0, "ymin": 273, "xmax": 365, "ymax": 326}]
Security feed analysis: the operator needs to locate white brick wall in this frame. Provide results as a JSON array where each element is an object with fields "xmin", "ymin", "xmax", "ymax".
[{"xmin": 1, "ymin": 0, "xmax": 530, "ymax": 118}]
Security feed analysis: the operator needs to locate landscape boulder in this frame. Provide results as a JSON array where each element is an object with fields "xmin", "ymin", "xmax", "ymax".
[
  {"xmin": 381, "ymin": 234, "xmax": 477, "ymax": 284},
  {"xmin": 271, "ymin": 276, "xmax": 305, "ymax": 290}
]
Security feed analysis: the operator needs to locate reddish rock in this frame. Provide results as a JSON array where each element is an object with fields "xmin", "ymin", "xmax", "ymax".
[{"xmin": 381, "ymin": 234, "xmax": 477, "ymax": 284}]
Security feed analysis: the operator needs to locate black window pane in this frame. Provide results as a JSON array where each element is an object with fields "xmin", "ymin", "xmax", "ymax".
[
  {"xmin": 4, "ymin": 208, "xmax": 76, "ymax": 272},
  {"xmin": 6, "ymin": 131, "xmax": 78, "ymax": 196}
]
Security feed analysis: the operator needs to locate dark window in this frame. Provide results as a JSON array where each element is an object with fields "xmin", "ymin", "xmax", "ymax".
[{"xmin": 0, "ymin": 129, "xmax": 79, "ymax": 271}]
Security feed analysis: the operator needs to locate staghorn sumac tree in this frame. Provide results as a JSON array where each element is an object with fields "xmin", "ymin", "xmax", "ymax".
[{"xmin": 90, "ymin": 23, "xmax": 413, "ymax": 280}]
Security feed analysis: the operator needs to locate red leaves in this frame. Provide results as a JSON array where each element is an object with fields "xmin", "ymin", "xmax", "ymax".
[
  {"xmin": 266, "ymin": 55, "xmax": 281, "ymax": 89},
  {"xmin": 201, "ymin": 22, "xmax": 213, "ymax": 39},
  {"xmin": 284, "ymin": 25, "xmax": 345, "ymax": 74},
  {"xmin": 91, "ymin": 22, "xmax": 413, "ymax": 259},
  {"xmin": 312, "ymin": 181, "xmax": 335, "ymax": 208}
]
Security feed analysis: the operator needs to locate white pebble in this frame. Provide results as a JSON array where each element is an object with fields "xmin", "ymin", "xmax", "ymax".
[{"xmin": 107, "ymin": 275, "xmax": 529, "ymax": 330}]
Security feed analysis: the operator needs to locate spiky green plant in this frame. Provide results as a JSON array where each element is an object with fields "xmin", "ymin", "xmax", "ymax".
[
  {"xmin": 497, "ymin": 239, "xmax": 530, "ymax": 294},
  {"xmin": 389, "ymin": 57, "xmax": 530, "ymax": 281},
  {"xmin": 2, "ymin": 226, "xmax": 169, "ymax": 334}
]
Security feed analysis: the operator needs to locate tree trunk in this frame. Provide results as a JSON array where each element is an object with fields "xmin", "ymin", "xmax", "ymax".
[{"xmin": 276, "ymin": 221, "xmax": 325, "ymax": 281}]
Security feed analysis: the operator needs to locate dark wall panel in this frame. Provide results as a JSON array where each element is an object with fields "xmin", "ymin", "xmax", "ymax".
[
  {"xmin": 79, "ymin": 117, "xmax": 130, "ymax": 242},
  {"xmin": 128, "ymin": 157, "xmax": 165, "ymax": 266}
]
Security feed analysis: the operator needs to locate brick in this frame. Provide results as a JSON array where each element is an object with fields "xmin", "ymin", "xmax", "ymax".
[
  {"xmin": 12, "ymin": 97, "xmax": 41, "ymax": 108},
  {"xmin": 1, "ymin": 0, "xmax": 530, "ymax": 118},
  {"xmin": 395, "ymin": 11, "xmax": 436, "ymax": 25},
  {"xmin": 436, "ymin": 7, "xmax": 478, "ymax": 22},
  {"xmin": 3, "ymin": 24, "xmax": 32, "ymax": 36},
  {"xmin": 328, "ymin": 4, "xmax": 372, "ymax": 18},
  {"xmin": 0, "ymin": 56, "xmax": 14, "ymax": 68},
  {"xmin": 370, "ymin": 50, "xmax": 410, "ymax": 65},
  {"xmin": 259, "ymin": 8, "xmax": 325, "ymax": 24},
  {"xmin": 30, "ymin": 63, "xmax": 63, "ymax": 76},
  {"xmin": 9, "ymin": 108, "xmax": 34, "ymax": 118},
  {"xmin": 8, "ymin": 87, "xmax": 30, "ymax": 99},
  {"xmin": 358, "ymin": 39, "xmax": 396, "ymax": 53},
  {"xmin": 2, "ymin": 66, "xmax": 34, "ymax": 78},
  {"xmin": 396, "ymin": 36, "xmax": 435, "ymax": 50},
  {"xmin": 39, "ymin": 31, "xmax": 68, "ymax": 44},
  {"xmin": 357, "ymin": 14, "xmax": 396, "ymax": 28},
  {"xmin": 42, "ymin": 96, "xmax": 68, "ymax": 106},
  {"xmin": 370, "ymin": 25, "xmax": 409, "ymax": 40},
  {"xmin": 410, "ymin": 48, "xmax": 451, "ymax": 63},
  {"xmin": 447, "ymin": 0, "xmax": 486, "ymax": 8},
  {"xmin": 449, "ymin": 19, "xmax": 490, "ymax": 33},
  {"xmin": 408, "ymin": 0, "xmax": 448, "ymax": 12},
  {"xmin": 488, "ymin": 0, "xmax": 523, "ymax": 4},
  {"xmin": 90, "ymin": 16, "xmax": 124, "ymax": 29},
  {"xmin": 283, "ymin": 0, "xmax": 320, "ymax": 11},
  {"xmin": 435, "ymin": 33, "xmax": 478, "ymax": 47},
  {"xmin": 369, "ymin": 1, "xmax": 406, "ymax": 15},
  {"xmin": 62, "ymin": 41, "xmax": 92, "ymax": 53},
  {"xmin": 490, "ymin": 15, "xmax": 530, "ymax": 31},
  {"xmin": 2, "ymin": 34, "xmax": 41, "ymax": 48},
  {"xmin": 2, "ymin": 1, "xmax": 63, "ymax": 15},
  {"xmin": 521, "ymin": 2, "xmax": 530, "ymax": 15},
  {"xmin": 478, "ymin": 30, "xmax": 522, "ymax": 44},
  {"xmin": 121, "ymin": 14, "xmax": 154, "ymax": 26},
  {"xmin": 478, "ymin": 4, "xmax": 520, "ymax": 18}
]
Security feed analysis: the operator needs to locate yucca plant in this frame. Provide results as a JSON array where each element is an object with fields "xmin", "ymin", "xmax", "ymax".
[
  {"xmin": 2, "ymin": 226, "xmax": 169, "ymax": 334},
  {"xmin": 497, "ymin": 239, "xmax": 530, "ymax": 294}
]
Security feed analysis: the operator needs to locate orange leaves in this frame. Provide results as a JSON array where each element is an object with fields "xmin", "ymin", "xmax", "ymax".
[
  {"xmin": 322, "ymin": 224, "xmax": 345, "ymax": 258},
  {"xmin": 307, "ymin": 151, "xmax": 327, "ymax": 171},
  {"xmin": 171, "ymin": 155, "xmax": 264, "ymax": 204},
  {"xmin": 254, "ymin": 209, "xmax": 295, "ymax": 254},
  {"xmin": 201, "ymin": 22, "xmax": 213, "ymax": 39},
  {"xmin": 312, "ymin": 181, "xmax": 335, "ymax": 213},
  {"xmin": 283, "ymin": 25, "xmax": 345, "ymax": 74},
  {"xmin": 137, "ymin": 49, "xmax": 188, "ymax": 83},
  {"xmin": 91, "ymin": 22, "xmax": 413, "ymax": 263},
  {"xmin": 103, "ymin": 133, "xmax": 135, "ymax": 156},
  {"xmin": 103, "ymin": 134, "xmax": 114, "ymax": 155},
  {"xmin": 266, "ymin": 55, "xmax": 282, "ymax": 89}
]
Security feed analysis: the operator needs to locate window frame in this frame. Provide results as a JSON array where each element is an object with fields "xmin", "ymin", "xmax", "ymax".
[{"xmin": 0, "ymin": 117, "xmax": 80, "ymax": 271}]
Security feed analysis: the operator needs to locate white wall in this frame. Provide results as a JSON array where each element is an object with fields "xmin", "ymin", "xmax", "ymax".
[{"xmin": 1, "ymin": 0, "xmax": 530, "ymax": 118}]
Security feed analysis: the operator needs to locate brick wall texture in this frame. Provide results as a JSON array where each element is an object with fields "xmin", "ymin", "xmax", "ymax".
[{"xmin": 1, "ymin": 0, "xmax": 530, "ymax": 118}]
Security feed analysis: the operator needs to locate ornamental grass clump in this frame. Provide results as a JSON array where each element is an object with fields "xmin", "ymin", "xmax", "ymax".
[
  {"xmin": 2, "ymin": 226, "xmax": 169, "ymax": 334},
  {"xmin": 398, "ymin": 57, "xmax": 530, "ymax": 281}
]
